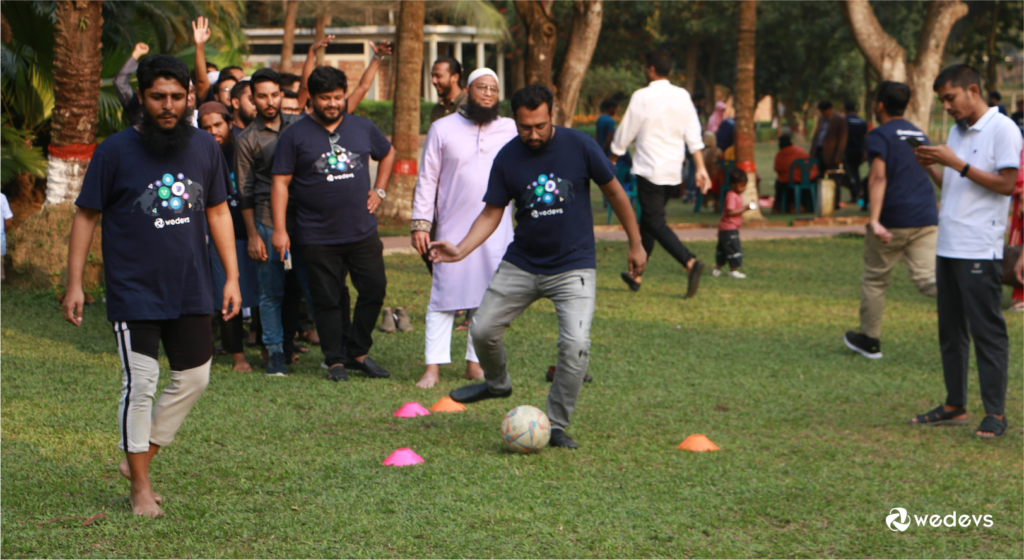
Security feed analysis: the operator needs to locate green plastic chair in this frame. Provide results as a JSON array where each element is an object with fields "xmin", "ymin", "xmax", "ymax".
[
  {"xmin": 606, "ymin": 164, "xmax": 641, "ymax": 225},
  {"xmin": 781, "ymin": 158, "xmax": 818, "ymax": 214},
  {"xmin": 693, "ymin": 160, "xmax": 736, "ymax": 213}
]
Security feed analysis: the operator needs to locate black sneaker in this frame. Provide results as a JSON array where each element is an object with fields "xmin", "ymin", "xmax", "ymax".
[
  {"xmin": 326, "ymin": 363, "xmax": 348, "ymax": 382},
  {"xmin": 345, "ymin": 356, "xmax": 391, "ymax": 378},
  {"xmin": 620, "ymin": 272, "xmax": 641, "ymax": 292},
  {"xmin": 549, "ymin": 428, "xmax": 578, "ymax": 449},
  {"xmin": 844, "ymin": 331, "xmax": 882, "ymax": 359},
  {"xmin": 686, "ymin": 260, "xmax": 705, "ymax": 299},
  {"xmin": 265, "ymin": 352, "xmax": 288, "ymax": 376}
]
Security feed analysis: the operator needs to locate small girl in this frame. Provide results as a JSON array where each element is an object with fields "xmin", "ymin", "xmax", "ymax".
[{"xmin": 713, "ymin": 168, "xmax": 754, "ymax": 278}]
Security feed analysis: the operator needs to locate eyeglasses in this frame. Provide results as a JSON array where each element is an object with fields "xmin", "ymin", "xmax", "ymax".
[{"xmin": 473, "ymin": 84, "xmax": 499, "ymax": 94}]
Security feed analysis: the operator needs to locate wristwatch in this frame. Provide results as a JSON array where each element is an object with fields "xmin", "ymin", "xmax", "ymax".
[{"xmin": 374, "ymin": 188, "xmax": 387, "ymax": 200}]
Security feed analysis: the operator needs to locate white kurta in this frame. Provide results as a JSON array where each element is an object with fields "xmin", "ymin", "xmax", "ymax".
[{"xmin": 413, "ymin": 113, "xmax": 517, "ymax": 312}]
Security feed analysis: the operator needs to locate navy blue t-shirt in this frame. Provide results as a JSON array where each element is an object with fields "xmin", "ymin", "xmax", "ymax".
[
  {"xmin": 716, "ymin": 118, "xmax": 735, "ymax": 151},
  {"xmin": 865, "ymin": 118, "xmax": 938, "ymax": 229},
  {"xmin": 76, "ymin": 127, "xmax": 230, "ymax": 322},
  {"xmin": 846, "ymin": 114, "xmax": 868, "ymax": 157},
  {"xmin": 484, "ymin": 127, "xmax": 616, "ymax": 274},
  {"xmin": 271, "ymin": 114, "xmax": 392, "ymax": 245},
  {"xmin": 596, "ymin": 114, "xmax": 615, "ymax": 156}
]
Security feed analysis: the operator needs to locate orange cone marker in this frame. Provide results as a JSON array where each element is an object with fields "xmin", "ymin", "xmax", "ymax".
[
  {"xmin": 430, "ymin": 396, "xmax": 467, "ymax": 413},
  {"xmin": 678, "ymin": 434, "xmax": 719, "ymax": 452}
]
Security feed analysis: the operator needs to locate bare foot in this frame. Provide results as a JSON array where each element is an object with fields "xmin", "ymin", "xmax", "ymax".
[
  {"xmin": 232, "ymin": 353, "xmax": 252, "ymax": 372},
  {"xmin": 129, "ymin": 484, "xmax": 164, "ymax": 517},
  {"xmin": 464, "ymin": 361, "xmax": 484, "ymax": 380},
  {"xmin": 120, "ymin": 459, "xmax": 162, "ymax": 505},
  {"xmin": 416, "ymin": 365, "xmax": 440, "ymax": 389}
]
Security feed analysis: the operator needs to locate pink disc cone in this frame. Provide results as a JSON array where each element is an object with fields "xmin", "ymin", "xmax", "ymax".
[
  {"xmin": 383, "ymin": 448, "xmax": 425, "ymax": 467},
  {"xmin": 393, "ymin": 402, "xmax": 431, "ymax": 418}
]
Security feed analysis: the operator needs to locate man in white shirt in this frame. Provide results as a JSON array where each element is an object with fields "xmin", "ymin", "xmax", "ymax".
[
  {"xmin": 911, "ymin": 64, "xmax": 1022, "ymax": 439},
  {"xmin": 610, "ymin": 50, "xmax": 711, "ymax": 299}
]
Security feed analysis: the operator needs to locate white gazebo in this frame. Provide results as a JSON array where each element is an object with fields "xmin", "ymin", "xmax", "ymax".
[{"xmin": 243, "ymin": 25, "xmax": 506, "ymax": 102}]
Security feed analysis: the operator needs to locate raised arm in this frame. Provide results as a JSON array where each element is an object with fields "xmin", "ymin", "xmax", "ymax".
[
  {"xmin": 297, "ymin": 35, "xmax": 335, "ymax": 109},
  {"xmin": 192, "ymin": 18, "xmax": 212, "ymax": 103},
  {"xmin": 346, "ymin": 41, "xmax": 393, "ymax": 114},
  {"xmin": 428, "ymin": 204, "xmax": 506, "ymax": 263},
  {"xmin": 114, "ymin": 43, "xmax": 147, "ymax": 109}
]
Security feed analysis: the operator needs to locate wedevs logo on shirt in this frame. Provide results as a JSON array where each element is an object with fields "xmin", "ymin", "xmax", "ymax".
[
  {"xmin": 316, "ymin": 146, "xmax": 363, "ymax": 182},
  {"xmin": 522, "ymin": 173, "xmax": 575, "ymax": 214},
  {"xmin": 134, "ymin": 173, "xmax": 205, "ymax": 216},
  {"xmin": 886, "ymin": 507, "xmax": 993, "ymax": 532},
  {"xmin": 154, "ymin": 217, "xmax": 191, "ymax": 229}
]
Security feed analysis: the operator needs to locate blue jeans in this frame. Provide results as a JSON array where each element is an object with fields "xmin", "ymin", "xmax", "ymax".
[{"xmin": 256, "ymin": 222, "xmax": 286, "ymax": 355}]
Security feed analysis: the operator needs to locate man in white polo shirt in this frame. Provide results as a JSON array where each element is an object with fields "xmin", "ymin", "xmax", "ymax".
[
  {"xmin": 911, "ymin": 64, "xmax": 1022, "ymax": 439},
  {"xmin": 611, "ymin": 50, "xmax": 711, "ymax": 299}
]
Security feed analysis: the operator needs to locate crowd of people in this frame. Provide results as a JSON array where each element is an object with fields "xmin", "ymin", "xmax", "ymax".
[{"xmin": 52, "ymin": 19, "xmax": 1022, "ymax": 516}]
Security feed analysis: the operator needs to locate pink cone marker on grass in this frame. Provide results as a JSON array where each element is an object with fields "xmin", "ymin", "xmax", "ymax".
[
  {"xmin": 383, "ymin": 448, "xmax": 424, "ymax": 466},
  {"xmin": 393, "ymin": 402, "xmax": 431, "ymax": 418}
]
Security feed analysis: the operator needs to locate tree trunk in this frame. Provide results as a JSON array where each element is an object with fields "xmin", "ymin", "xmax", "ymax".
[
  {"xmin": 378, "ymin": 0, "xmax": 425, "ymax": 225},
  {"xmin": 734, "ymin": 0, "xmax": 763, "ymax": 221},
  {"xmin": 279, "ymin": 0, "xmax": 299, "ymax": 74},
  {"xmin": 553, "ymin": 0, "xmax": 603, "ymax": 127},
  {"xmin": 863, "ymin": 63, "xmax": 877, "ymax": 124},
  {"xmin": 46, "ymin": 0, "xmax": 103, "ymax": 206},
  {"xmin": 513, "ymin": 0, "xmax": 557, "ymax": 90},
  {"xmin": 314, "ymin": 12, "xmax": 332, "ymax": 68},
  {"xmin": 842, "ymin": 0, "xmax": 968, "ymax": 130},
  {"xmin": 511, "ymin": 55, "xmax": 526, "ymax": 94},
  {"xmin": 985, "ymin": 0, "xmax": 999, "ymax": 91}
]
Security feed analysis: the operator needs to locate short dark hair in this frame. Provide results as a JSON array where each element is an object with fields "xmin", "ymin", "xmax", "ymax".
[
  {"xmin": 778, "ymin": 134, "xmax": 792, "ymax": 149},
  {"xmin": 644, "ymin": 50, "xmax": 672, "ymax": 77},
  {"xmin": 433, "ymin": 56, "xmax": 462, "ymax": 83},
  {"xmin": 844, "ymin": 101, "xmax": 856, "ymax": 112},
  {"xmin": 280, "ymin": 73, "xmax": 301, "ymax": 87},
  {"xmin": 599, "ymin": 98, "xmax": 619, "ymax": 113},
  {"xmin": 933, "ymin": 64, "xmax": 981, "ymax": 92},
  {"xmin": 230, "ymin": 80, "xmax": 249, "ymax": 101},
  {"xmin": 692, "ymin": 91, "xmax": 706, "ymax": 102},
  {"xmin": 876, "ymin": 81, "xmax": 910, "ymax": 116},
  {"xmin": 988, "ymin": 90, "xmax": 1002, "ymax": 101},
  {"xmin": 729, "ymin": 167, "xmax": 748, "ymax": 186},
  {"xmin": 249, "ymin": 68, "xmax": 281, "ymax": 96},
  {"xmin": 206, "ymin": 62, "xmax": 218, "ymax": 71},
  {"xmin": 282, "ymin": 89, "xmax": 298, "ymax": 99},
  {"xmin": 307, "ymin": 66, "xmax": 348, "ymax": 96},
  {"xmin": 818, "ymin": 100, "xmax": 833, "ymax": 111},
  {"xmin": 221, "ymin": 66, "xmax": 243, "ymax": 77},
  {"xmin": 511, "ymin": 84, "xmax": 554, "ymax": 115},
  {"xmin": 137, "ymin": 54, "xmax": 191, "ymax": 94},
  {"xmin": 216, "ymin": 74, "xmax": 238, "ymax": 90}
]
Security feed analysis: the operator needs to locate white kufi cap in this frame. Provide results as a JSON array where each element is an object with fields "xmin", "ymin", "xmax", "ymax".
[{"xmin": 466, "ymin": 68, "xmax": 499, "ymax": 87}]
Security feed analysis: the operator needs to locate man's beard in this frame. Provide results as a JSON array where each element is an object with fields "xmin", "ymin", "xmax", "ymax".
[
  {"xmin": 138, "ymin": 108, "xmax": 195, "ymax": 157},
  {"xmin": 313, "ymin": 99, "xmax": 347, "ymax": 125},
  {"xmin": 463, "ymin": 98, "xmax": 499, "ymax": 125},
  {"xmin": 238, "ymin": 109, "xmax": 255, "ymax": 127}
]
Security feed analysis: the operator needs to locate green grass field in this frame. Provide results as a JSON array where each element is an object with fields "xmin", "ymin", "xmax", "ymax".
[{"xmin": 2, "ymin": 236, "xmax": 1022, "ymax": 558}]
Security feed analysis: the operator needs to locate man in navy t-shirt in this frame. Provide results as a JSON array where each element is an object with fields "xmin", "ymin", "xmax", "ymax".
[
  {"xmin": 843, "ymin": 81, "xmax": 938, "ymax": 360},
  {"xmin": 844, "ymin": 101, "xmax": 868, "ymax": 206},
  {"xmin": 62, "ymin": 55, "xmax": 239, "ymax": 517},
  {"xmin": 430, "ymin": 85, "xmax": 647, "ymax": 449},
  {"xmin": 270, "ymin": 66, "xmax": 396, "ymax": 382}
]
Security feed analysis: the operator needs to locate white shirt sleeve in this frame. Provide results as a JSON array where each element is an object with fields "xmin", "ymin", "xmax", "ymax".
[
  {"xmin": 679, "ymin": 91, "xmax": 705, "ymax": 154},
  {"xmin": 994, "ymin": 119, "xmax": 1023, "ymax": 170},
  {"xmin": 610, "ymin": 91, "xmax": 643, "ymax": 157},
  {"xmin": 0, "ymin": 194, "xmax": 12, "ymax": 221}
]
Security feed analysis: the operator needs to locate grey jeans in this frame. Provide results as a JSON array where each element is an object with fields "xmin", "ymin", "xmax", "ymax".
[{"xmin": 470, "ymin": 261, "xmax": 596, "ymax": 430}]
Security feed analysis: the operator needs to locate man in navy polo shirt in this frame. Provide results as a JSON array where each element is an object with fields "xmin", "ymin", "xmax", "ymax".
[
  {"xmin": 63, "ymin": 55, "xmax": 239, "ymax": 517},
  {"xmin": 430, "ymin": 85, "xmax": 646, "ymax": 449},
  {"xmin": 843, "ymin": 82, "xmax": 938, "ymax": 360},
  {"xmin": 270, "ymin": 66, "xmax": 396, "ymax": 382}
]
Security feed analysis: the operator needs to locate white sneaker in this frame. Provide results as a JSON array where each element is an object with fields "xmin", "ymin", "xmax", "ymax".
[
  {"xmin": 712, "ymin": 268, "xmax": 722, "ymax": 277},
  {"xmin": 729, "ymin": 270, "xmax": 746, "ymax": 279}
]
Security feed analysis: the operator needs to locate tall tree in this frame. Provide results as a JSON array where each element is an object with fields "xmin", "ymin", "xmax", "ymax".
[
  {"xmin": 279, "ymin": 0, "xmax": 299, "ymax": 74},
  {"xmin": 842, "ymin": 0, "xmax": 968, "ymax": 130},
  {"xmin": 377, "ymin": 0, "xmax": 425, "ymax": 225},
  {"xmin": 46, "ymin": 0, "xmax": 103, "ymax": 206},
  {"xmin": 734, "ymin": 0, "xmax": 763, "ymax": 220},
  {"xmin": 513, "ymin": 1, "xmax": 557, "ymax": 90}
]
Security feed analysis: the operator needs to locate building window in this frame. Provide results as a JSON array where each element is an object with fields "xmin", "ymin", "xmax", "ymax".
[{"xmin": 251, "ymin": 42, "xmax": 365, "ymax": 55}]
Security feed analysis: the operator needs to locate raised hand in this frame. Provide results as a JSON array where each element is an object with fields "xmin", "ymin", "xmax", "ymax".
[
  {"xmin": 132, "ymin": 42, "xmax": 150, "ymax": 59},
  {"xmin": 310, "ymin": 34, "xmax": 335, "ymax": 52},
  {"xmin": 370, "ymin": 41, "xmax": 393, "ymax": 57},
  {"xmin": 192, "ymin": 17, "xmax": 211, "ymax": 46}
]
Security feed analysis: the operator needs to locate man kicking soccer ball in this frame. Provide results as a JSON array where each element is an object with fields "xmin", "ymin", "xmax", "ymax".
[
  {"xmin": 430, "ymin": 84, "xmax": 646, "ymax": 449},
  {"xmin": 62, "ymin": 55, "xmax": 239, "ymax": 516}
]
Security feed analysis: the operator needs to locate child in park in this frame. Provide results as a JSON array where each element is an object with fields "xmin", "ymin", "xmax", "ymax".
[{"xmin": 713, "ymin": 167, "xmax": 753, "ymax": 278}]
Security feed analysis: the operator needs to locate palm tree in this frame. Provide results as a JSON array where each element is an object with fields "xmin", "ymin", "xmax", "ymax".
[
  {"xmin": 734, "ymin": 0, "xmax": 764, "ymax": 220},
  {"xmin": 46, "ymin": 0, "xmax": 104, "ymax": 206}
]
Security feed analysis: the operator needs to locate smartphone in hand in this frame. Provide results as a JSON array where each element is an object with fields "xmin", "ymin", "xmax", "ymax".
[{"xmin": 905, "ymin": 137, "xmax": 923, "ymax": 148}]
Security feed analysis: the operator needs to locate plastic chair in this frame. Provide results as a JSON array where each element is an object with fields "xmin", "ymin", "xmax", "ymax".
[
  {"xmin": 607, "ymin": 164, "xmax": 641, "ymax": 224},
  {"xmin": 693, "ymin": 160, "xmax": 736, "ymax": 213},
  {"xmin": 780, "ymin": 158, "xmax": 818, "ymax": 214}
]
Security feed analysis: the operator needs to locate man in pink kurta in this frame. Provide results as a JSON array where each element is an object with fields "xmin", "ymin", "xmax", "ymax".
[{"xmin": 411, "ymin": 69, "xmax": 516, "ymax": 388}]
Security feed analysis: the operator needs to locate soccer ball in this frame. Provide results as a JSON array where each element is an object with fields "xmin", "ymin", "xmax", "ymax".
[{"xmin": 500, "ymin": 405, "xmax": 551, "ymax": 454}]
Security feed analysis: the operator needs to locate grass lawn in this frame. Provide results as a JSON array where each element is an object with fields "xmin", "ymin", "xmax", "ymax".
[{"xmin": 2, "ymin": 236, "xmax": 1022, "ymax": 558}]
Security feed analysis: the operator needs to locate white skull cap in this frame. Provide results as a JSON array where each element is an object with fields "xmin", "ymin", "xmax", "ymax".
[{"xmin": 466, "ymin": 68, "xmax": 499, "ymax": 87}]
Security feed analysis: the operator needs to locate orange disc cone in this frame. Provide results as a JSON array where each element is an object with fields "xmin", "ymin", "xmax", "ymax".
[
  {"xmin": 430, "ymin": 396, "xmax": 467, "ymax": 413},
  {"xmin": 678, "ymin": 434, "xmax": 719, "ymax": 452}
]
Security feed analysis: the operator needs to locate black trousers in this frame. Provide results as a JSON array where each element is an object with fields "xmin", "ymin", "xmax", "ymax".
[
  {"xmin": 303, "ymin": 234, "xmax": 386, "ymax": 365},
  {"xmin": 636, "ymin": 175, "xmax": 696, "ymax": 267},
  {"xmin": 937, "ymin": 257, "xmax": 1009, "ymax": 415},
  {"xmin": 217, "ymin": 311, "xmax": 245, "ymax": 354},
  {"xmin": 715, "ymin": 230, "xmax": 742, "ymax": 269},
  {"xmin": 845, "ymin": 153, "xmax": 864, "ymax": 203}
]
